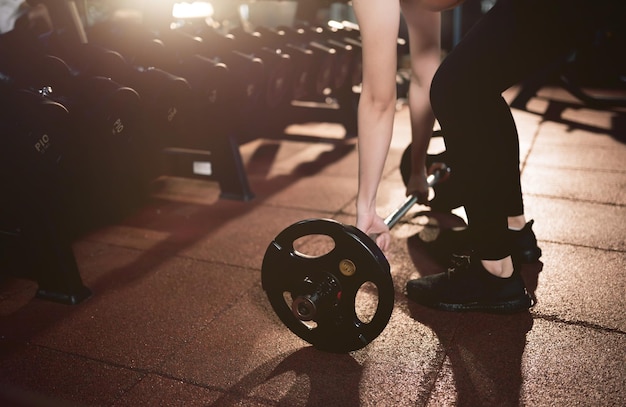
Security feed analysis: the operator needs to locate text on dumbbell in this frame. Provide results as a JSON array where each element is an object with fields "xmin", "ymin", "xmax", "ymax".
[{"xmin": 34, "ymin": 134, "xmax": 51, "ymax": 154}]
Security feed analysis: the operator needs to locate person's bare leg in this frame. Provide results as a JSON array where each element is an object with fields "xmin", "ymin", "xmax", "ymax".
[
  {"xmin": 508, "ymin": 215, "xmax": 527, "ymax": 230},
  {"xmin": 483, "ymin": 214, "xmax": 530, "ymax": 278},
  {"xmin": 482, "ymin": 257, "xmax": 514, "ymax": 278},
  {"xmin": 399, "ymin": 3, "xmax": 441, "ymax": 202}
]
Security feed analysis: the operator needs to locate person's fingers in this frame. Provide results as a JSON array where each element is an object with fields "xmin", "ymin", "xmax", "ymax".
[
  {"xmin": 405, "ymin": 174, "xmax": 430, "ymax": 203},
  {"xmin": 376, "ymin": 232, "xmax": 391, "ymax": 252}
]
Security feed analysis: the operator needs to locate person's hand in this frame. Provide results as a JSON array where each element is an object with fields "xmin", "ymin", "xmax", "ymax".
[
  {"xmin": 406, "ymin": 173, "xmax": 430, "ymax": 205},
  {"xmin": 356, "ymin": 210, "xmax": 391, "ymax": 252}
]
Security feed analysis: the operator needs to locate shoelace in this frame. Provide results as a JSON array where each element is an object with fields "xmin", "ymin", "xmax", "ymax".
[{"xmin": 447, "ymin": 253, "xmax": 471, "ymax": 272}]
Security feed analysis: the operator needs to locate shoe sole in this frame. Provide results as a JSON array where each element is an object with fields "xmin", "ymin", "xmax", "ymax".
[{"xmin": 410, "ymin": 293, "xmax": 535, "ymax": 314}]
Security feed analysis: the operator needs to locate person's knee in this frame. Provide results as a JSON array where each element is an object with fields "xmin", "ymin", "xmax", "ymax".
[
  {"xmin": 430, "ymin": 64, "xmax": 481, "ymax": 123},
  {"xmin": 430, "ymin": 67, "xmax": 460, "ymax": 122}
]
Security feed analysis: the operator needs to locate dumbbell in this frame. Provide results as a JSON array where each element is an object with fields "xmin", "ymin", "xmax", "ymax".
[
  {"xmin": 323, "ymin": 19, "xmax": 414, "ymax": 94},
  {"xmin": 223, "ymin": 27, "xmax": 295, "ymax": 111},
  {"xmin": 86, "ymin": 20, "xmax": 165, "ymax": 69},
  {"xmin": 258, "ymin": 23, "xmax": 354, "ymax": 95},
  {"xmin": 181, "ymin": 27, "xmax": 266, "ymax": 115},
  {"xmin": 34, "ymin": 55, "xmax": 145, "ymax": 222},
  {"xmin": 80, "ymin": 46, "xmax": 197, "ymax": 152},
  {"xmin": 270, "ymin": 23, "xmax": 361, "ymax": 136},
  {"xmin": 78, "ymin": 44, "xmax": 198, "ymax": 173},
  {"xmin": 88, "ymin": 22, "xmax": 236, "ymax": 146},
  {"xmin": 329, "ymin": 19, "xmax": 407, "ymax": 55},
  {"xmin": 49, "ymin": 37, "xmax": 205, "ymax": 178},
  {"xmin": 161, "ymin": 25, "xmax": 295, "ymax": 137},
  {"xmin": 0, "ymin": 49, "xmax": 139, "ymax": 168},
  {"xmin": 399, "ymin": 131, "xmax": 463, "ymax": 212},
  {"xmin": 274, "ymin": 25, "xmax": 342, "ymax": 100},
  {"xmin": 0, "ymin": 22, "xmax": 148, "ymax": 230},
  {"xmin": 0, "ymin": 80, "xmax": 93, "ymax": 303},
  {"xmin": 0, "ymin": 84, "xmax": 71, "ymax": 184},
  {"xmin": 92, "ymin": 22, "xmax": 260, "ymax": 120},
  {"xmin": 0, "ymin": 78, "xmax": 92, "ymax": 235},
  {"xmin": 261, "ymin": 164, "xmax": 450, "ymax": 353},
  {"xmin": 0, "ymin": 32, "xmax": 142, "ymax": 148},
  {"xmin": 55, "ymin": 73, "xmax": 145, "ymax": 223},
  {"xmin": 294, "ymin": 23, "xmax": 360, "ymax": 94},
  {"xmin": 253, "ymin": 26, "xmax": 317, "ymax": 101},
  {"xmin": 6, "ymin": 24, "xmax": 214, "ymax": 156}
]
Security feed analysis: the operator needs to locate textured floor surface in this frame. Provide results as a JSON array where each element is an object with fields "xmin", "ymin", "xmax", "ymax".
[{"xmin": 1, "ymin": 86, "xmax": 625, "ymax": 406}]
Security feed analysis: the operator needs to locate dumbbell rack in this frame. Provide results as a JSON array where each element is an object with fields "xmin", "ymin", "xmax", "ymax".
[
  {"xmin": 0, "ymin": 84, "xmax": 92, "ymax": 304},
  {"xmin": 83, "ymin": 19, "xmax": 257, "ymax": 201},
  {"xmin": 223, "ymin": 23, "xmax": 364, "ymax": 141},
  {"xmin": 0, "ymin": 191, "xmax": 92, "ymax": 305},
  {"xmin": 0, "ymin": 1, "xmax": 410, "ymax": 303}
]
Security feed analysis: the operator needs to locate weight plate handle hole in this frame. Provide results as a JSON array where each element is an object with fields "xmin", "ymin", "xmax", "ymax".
[
  {"xmin": 355, "ymin": 281, "xmax": 379, "ymax": 324},
  {"xmin": 293, "ymin": 234, "xmax": 335, "ymax": 258}
]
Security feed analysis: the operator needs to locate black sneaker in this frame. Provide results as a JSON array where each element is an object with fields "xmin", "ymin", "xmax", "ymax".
[
  {"xmin": 406, "ymin": 255, "xmax": 535, "ymax": 313},
  {"xmin": 510, "ymin": 220, "xmax": 542, "ymax": 264},
  {"xmin": 422, "ymin": 220, "xmax": 542, "ymax": 265}
]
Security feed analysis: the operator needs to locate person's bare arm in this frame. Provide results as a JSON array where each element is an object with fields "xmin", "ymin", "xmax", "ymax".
[{"xmin": 353, "ymin": 0, "xmax": 402, "ymax": 251}]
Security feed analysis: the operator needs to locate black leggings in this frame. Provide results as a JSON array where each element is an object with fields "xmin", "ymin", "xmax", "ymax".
[{"xmin": 430, "ymin": 0, "xmax": 615, "ymax": 260}]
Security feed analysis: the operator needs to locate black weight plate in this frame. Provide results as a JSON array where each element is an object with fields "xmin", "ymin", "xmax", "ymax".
[
  {"xmin": 262, "ymin": 218, "xmax": 394, "ymax": 353},
  {"xmin": 400, "ymin": 133, "xmax": 463, "ymax": 212}
]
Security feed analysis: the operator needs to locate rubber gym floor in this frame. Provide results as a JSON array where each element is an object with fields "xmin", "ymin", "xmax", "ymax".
[{"xmin": 1, "ymin": 85, "xmax": 625, "ymax": 406}]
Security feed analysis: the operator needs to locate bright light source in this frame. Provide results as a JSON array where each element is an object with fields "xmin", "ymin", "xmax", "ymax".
[
  {"xmin": 239, "ymin": 4, "xmax": 249, "ymax": 22},
  {"xmin": 172, "ymin": 2, "xmax": 214, "ymax": 19},
  {"xmin": 327, "ymin": 20, "xmax": 343, "ymax": 30}
]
